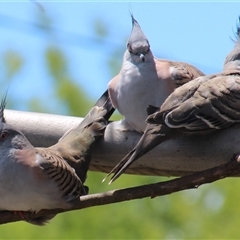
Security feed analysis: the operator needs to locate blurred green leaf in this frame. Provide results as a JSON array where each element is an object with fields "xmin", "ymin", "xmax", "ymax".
[
  {"xmin": 45, "ymin": 46, "xmax": 92, "ymax": 116},
  {"xmin": 93, "ymin": 18, "xmax": 109, "ymax": 39},
  {"xmin": 3, "ymin": 50, "xmax": 23, "ymax": 80}
]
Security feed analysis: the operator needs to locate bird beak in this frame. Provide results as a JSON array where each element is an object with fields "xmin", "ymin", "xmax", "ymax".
[{"xmin": 139, "ymin": 53, "xmax": 145, "ymax": 62}]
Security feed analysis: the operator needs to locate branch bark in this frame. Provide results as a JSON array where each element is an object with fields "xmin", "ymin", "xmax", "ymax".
[{"xmin": 1, "ymin": 154, "xmax": 240, "ymax": 225}]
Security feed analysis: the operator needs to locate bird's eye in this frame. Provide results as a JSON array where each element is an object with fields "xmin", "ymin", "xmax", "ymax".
[
  {"xmin": 127, "ymin": 43, "xmax": 132, "ymax": 53},
  {"xmin": 0, "ymin": 132, "xmax": 8, "ymax": 141}
]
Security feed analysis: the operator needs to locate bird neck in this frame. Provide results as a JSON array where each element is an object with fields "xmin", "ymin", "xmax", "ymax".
[
  {"xmin": 224, "ymin": 45, "xmax": 240, "ymax": 65},
  {"xmin": 223, "ymin": 60, "xmax": 240, "ymax": 75},
  {"xmin": 50, "ymin": 129, "xmax": 95, "ymax": 159}
]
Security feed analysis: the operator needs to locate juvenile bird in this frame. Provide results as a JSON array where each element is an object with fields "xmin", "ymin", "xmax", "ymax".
[
  {"xmin": 105, "ymin": 18, "xmax": 240, "ymax": 183},
  {"xmin": 108, "ymin": 14, "xmax": 204, "ymax": 133},
  {"xmin": 0, "ymin": 90, "xmax": 114, "ymax": 225}
]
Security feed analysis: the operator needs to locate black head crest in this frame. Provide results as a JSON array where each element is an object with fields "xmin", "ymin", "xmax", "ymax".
[
  {"xmin": 236, "ymin": 16, "xmax": 240, "ymax": 40},
  {"xmin": 0, "ymin": 92, "xmax": 8, "ymax": 123},
  {"xmin": 127, "ymin": 12, "xmax": 150, "ymax": 58},
  {"xmin": 231, "ymin": 16, "xmax": 240, "ymax": 42},
  {"xmin": 129, "ymin": 11, "xmax": 138, "ymax": 28},
  {"xmin": 224, "ymin": 16, "xmax": 240, "ymax": 66},
  {"xmin": 129, "ymin": 12, "xmax": 143, "ymax": 34}
]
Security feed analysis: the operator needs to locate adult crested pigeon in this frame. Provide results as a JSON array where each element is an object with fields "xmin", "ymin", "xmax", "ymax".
[
  {"xmin": 108, "ymin": 14, "xmax": 204, "ymax": 133},
  {"xmin": 105, "ymin": 18, "xmax": 240, "ymax": 183}
]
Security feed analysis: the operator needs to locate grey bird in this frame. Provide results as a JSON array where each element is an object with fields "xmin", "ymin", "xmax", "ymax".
[
  {"xmin": 0, "ymin": 90, "xmax": 114, "ymax": 225},
  {"xmin": 105, "ymin": 17, "xmax": 240, "ymax": 183},
  {"xmin": 108, "ymin": 13, "xmax": 204, "ymax": 133}
]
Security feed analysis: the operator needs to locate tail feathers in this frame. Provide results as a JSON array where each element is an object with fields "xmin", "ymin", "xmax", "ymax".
[
  {"xmin": 90, "ymin": 90, "xmax": 115, "ymax": 123},
  {"xmin": 94, "ymin": 89, "xmax": 110, "ymax": 108},
  {"xmin": 102, "ymin": 148, "xmax": 136, "ymax": 184},
  {"xmin": 101, "ymin": 96, "xmax": 115, "ymax": 122},
  {"xmin": 109, "ymin": 148, "xmax": 142, "ymax": 184},
  {"xmin": 26, "ymin": 213, "xmax": 56, "ymax": 226},
  {"xmin": 77, "ymin": 89, "xmax": 115, "ymax": 130},
  {"xmin": 103, "ymin": 124, "xmax": 172, "ymax": 183}
]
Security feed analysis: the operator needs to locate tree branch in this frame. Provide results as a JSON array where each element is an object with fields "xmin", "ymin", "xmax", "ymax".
[
  {"xmin": 1, "ymin": 154, "xmax": 240, "ymax": 225},
  {"xmin": 4, "ymin": 109, "xmax": 240, "ymax": 177}
]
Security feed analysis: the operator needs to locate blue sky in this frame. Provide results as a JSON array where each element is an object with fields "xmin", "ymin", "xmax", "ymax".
[{"xmin": 0, "ymin": 1, "xmax": 240, "ymax": 114}]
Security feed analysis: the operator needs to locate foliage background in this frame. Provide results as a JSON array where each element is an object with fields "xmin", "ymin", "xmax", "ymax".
[{"xmin": 1, "ymin": 2, "xmax": 240, "ymax": 239}]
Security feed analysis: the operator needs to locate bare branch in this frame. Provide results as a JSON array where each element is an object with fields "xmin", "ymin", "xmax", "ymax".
[
  {"xmin": 4, "ymin": 109, "xmax": 240, "ymax": 177},
  {"xmin": 1, "ymin": 154, "xmax": 240, "ymax": 225}
]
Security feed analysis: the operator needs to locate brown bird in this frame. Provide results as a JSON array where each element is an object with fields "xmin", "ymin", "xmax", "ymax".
[
  {"xmin": 105, "ymin": 17, "xmax": 240, "ymax": 184},
  {"xmin": 108, "ymin": 13, "xmax": 204, "ymax": 133},
  {"xmin": 37, "ymin": 90, "xmax": 114, "ymax": 188},
  {"xmin": 0, "ymin": 90, "xmax": 114, "ymax": 225}
]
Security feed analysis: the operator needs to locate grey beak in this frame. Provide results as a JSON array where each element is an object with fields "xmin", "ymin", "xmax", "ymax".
[{"xmin": 140, "ymin": 53, "xmax": 145, "ymax": 62}]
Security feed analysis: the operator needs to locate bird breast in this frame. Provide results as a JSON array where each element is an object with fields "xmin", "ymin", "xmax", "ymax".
[
  {"xmin": 0, "ymin": 153, "xmax": 69, "ymax": 212},
  {"xmin": 116, "ymin": 62, "xmax": 170, "ymax": 132}
]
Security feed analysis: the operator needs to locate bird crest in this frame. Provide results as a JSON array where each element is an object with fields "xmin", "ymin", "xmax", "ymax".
[
  {"xmin": 224, "ymin": 16, "xmax": 240, "ymax": 65},
  {"xmin": 127, "ymin": 12, "xmax": 150, "ymax": 60},
  {"xmin": 0, "ymin": 92, "xmax": 7, "ymax": 124},
  {"xmin": 232, "ymin": 15, "xmax": 240, "ymax": 42}
]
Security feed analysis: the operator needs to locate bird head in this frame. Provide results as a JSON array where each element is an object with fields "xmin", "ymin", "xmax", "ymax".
[
  {"xmin": 127, "ymin": 14, "xmax": 151, "ymax": 62},
  {"xmin": 0, "ymin": 93, "xmax": 31, "ymax": 151},
  {"xmin": 0, "ymin": 94, "xmax": 15, "ymax": 152},
  {"xmin": 224, "ymin": 16, "xmax": 240, "ymax": 68}
]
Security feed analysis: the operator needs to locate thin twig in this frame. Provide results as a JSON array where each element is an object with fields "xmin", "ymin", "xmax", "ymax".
[{"xmin": 1, "ymin": 154, "xmax": 240, "ymax": 225}]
